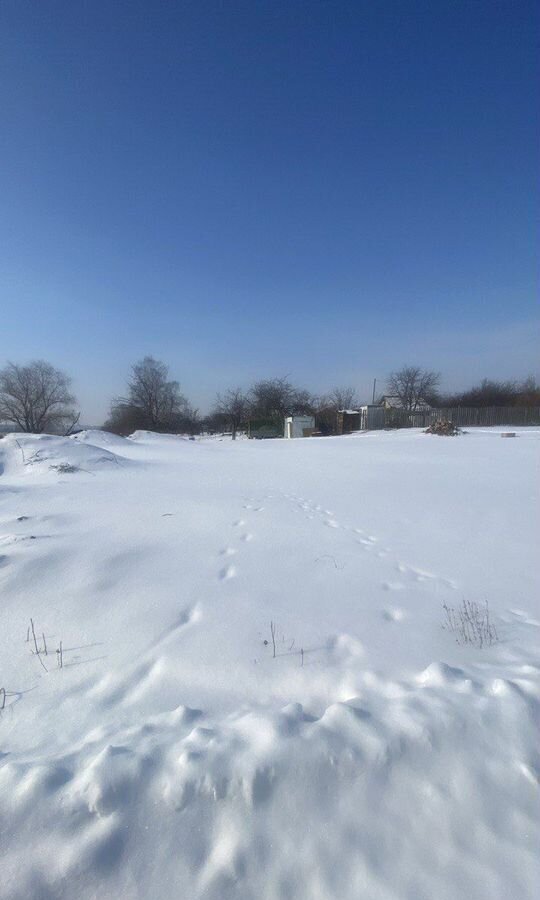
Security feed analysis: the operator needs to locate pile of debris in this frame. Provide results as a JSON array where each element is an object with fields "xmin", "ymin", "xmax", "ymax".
[{"xmin": 425, "ymin": 419, "xmax": 461, "ymax": 436}]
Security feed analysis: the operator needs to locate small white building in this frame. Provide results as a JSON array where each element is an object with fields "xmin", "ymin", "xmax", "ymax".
[{"xmin": 284, "ymin": 415, "xmax": 315, "ymax": 439}]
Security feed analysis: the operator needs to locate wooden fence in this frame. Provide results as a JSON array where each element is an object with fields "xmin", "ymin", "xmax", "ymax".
[{"xmin": 384, "ymin": 406, "xmax": 540, "ymax": 429}]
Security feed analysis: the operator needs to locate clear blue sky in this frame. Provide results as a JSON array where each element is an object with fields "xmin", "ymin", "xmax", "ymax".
[{"xmin": 1, "ymin": 0, "xmax": 538, "ymax": 422}]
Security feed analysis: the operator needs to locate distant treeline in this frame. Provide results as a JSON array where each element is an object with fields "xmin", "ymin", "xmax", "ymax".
[
  {"xmin": 438, "ymin": 377, "xmax": 540, "ymax": 409},
  {"xmin": 1, "ymin": 358, "xmax": 539, "ymax": 437}
]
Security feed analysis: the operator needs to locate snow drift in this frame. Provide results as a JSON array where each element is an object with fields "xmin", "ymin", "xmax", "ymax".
[
  {"xmin": 0, "ymin": 433, "xmax": 127, "ymax": 478},
  {"xmin": 0, "ymin": 428, "xmax": 538, "ymax": 899}
]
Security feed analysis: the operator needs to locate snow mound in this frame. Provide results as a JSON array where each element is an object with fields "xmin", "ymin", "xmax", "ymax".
[
  {"xmin": 71, "ymin": 430, "xmax": 131, "ymax": 448},
  {"xmin": 129, "ymin": 430, "xmax": 193, "ymax": 442},
  {"xmin": 0, "ymin": 433, "xmax": 125, "ymax": 477}
]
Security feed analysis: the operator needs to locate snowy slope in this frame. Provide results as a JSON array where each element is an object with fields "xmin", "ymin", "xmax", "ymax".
[{"xmin": 0, "ymin": 428, "xmax": 538, "ymax": 899}]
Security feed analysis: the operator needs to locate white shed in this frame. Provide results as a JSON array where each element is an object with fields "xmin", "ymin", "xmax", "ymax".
[{"xmin": 284, "ymin": 415, "xmax": 315, "ymax": 439}]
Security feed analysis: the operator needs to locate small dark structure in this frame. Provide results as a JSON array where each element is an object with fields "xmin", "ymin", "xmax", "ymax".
[
  {"xmin": 248, "ymin": 419, "xmax": 282, "ymax": 439},
  {"xmin": 336, "ymin": 410, "xmax": 361, "ymax": 435}
]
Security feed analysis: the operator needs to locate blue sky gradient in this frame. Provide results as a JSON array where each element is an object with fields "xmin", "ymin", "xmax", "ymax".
[{"xmin": 1, "ymin": 0, "xmax": 538, "ymax": 421}]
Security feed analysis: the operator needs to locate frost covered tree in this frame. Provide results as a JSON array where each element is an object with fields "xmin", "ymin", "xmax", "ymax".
[
  {"xmin": 386, "ymin": 366, "xmax": 440, "ymax": 411},
  {"xmin": 0, "ymin": 360, "xmax": 79, "ymax": 434},
  {"xmin": 106, "ymin": 356, "xmax": 196, "ymax": 434}
]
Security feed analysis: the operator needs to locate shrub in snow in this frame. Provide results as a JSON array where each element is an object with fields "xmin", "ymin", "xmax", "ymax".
[
  {"xmin": 49, "ymin": 463, "xmax": 80, "ymax": 473},
  {"xmin": 442, "ymin": 599, "xmax": 498, "ymax": 648}
]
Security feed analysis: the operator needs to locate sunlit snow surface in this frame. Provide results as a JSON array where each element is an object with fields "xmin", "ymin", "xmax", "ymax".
[{"xmin": 0, "ymin": 428, "xmax": 538, "ymax": 899}]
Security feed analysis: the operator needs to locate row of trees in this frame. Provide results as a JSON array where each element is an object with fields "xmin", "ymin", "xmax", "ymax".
[
  {"xmin": 385, "ymin": 368, "xmax": 540, "ymax": 411},
  {"xmin": 1, "ymin": 357, "xmax": 539, "ymax": 436},
  {"xmin": 213, "ymin": 371, "xmax": 540, "ymax": 437},
  {"xmin": 441, "ymin": 377, "xmax": 540, "ymax": 408},
  {"xmin": 212, "ymin": 382, "xmax": 362, "ymax": 439},
  {"xmin": 0, "ymin": 357, "xmax": 199, "ymax": 437}
]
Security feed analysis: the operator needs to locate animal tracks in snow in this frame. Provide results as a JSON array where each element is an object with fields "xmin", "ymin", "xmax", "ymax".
[
  {"xmin": 382, "ymin": 607, "xmax": 406, "ymax": 622},
  {"xmin": 217, "ymin": 501, "xmax": 266, "ymax": 582},
  {"xmin": 381, "ymin": 564, "xmax": 457, "ymax": 593},
  {"xmin": 223, "ymin": 492, "xmax": 458, "ymax": 601},
  {"xmin": 285, "ymin": 494, "xmax": 381, "ymax": 547},
  {"xmin": 280, "ymin": 492, "xmax": 458, "ymax": 595},
  {"xmin": 393, "ymin": 562, "xmax": 457, "ymax": 591},
  {"xmin": 218, "ymin": 564, "xmax": 237, "ymax": 581}
]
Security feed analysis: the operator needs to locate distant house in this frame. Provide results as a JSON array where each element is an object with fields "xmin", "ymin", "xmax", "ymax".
[
  {"xmin": 284, "ymin": 415, "xmax": 315, "ymax": 439},
  {"xmin": 379, "ymin": 395, "xmax": 432, "ymax": 412}
]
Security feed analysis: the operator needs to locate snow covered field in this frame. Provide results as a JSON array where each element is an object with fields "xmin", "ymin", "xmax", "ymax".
[{"xmin": 0, "ymin": 427, "xmax": 538, "ymax": 900}]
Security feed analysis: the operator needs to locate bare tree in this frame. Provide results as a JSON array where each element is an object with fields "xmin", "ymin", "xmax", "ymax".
[
  {"xmin": 249, "ymin": 377, "xmax": 315, "ymax": 423},
  {"xmin": 292, "ymin": 388, "xmax": 317, "ymax": 415},
  {"xmin": 106, "ymin": 356, "xmax": 195, "ymax": 434},
  {"xmin": 386, "ymin": 366, "xmax": 440, "ymax": 411},
  {"xmin": 0, "ymin": 361, "xmax": 79, "ymax": 434},
  {"xmin": 126, "ymin": 357, "xmax": 185, "ymax": 429},
  {"xmin": 213, "ymin": 388, "xmax": 249, "ymax": 439},
  {"xmin": 328, "ymin": 386, "xmax": 359, "ymax": 411}
]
